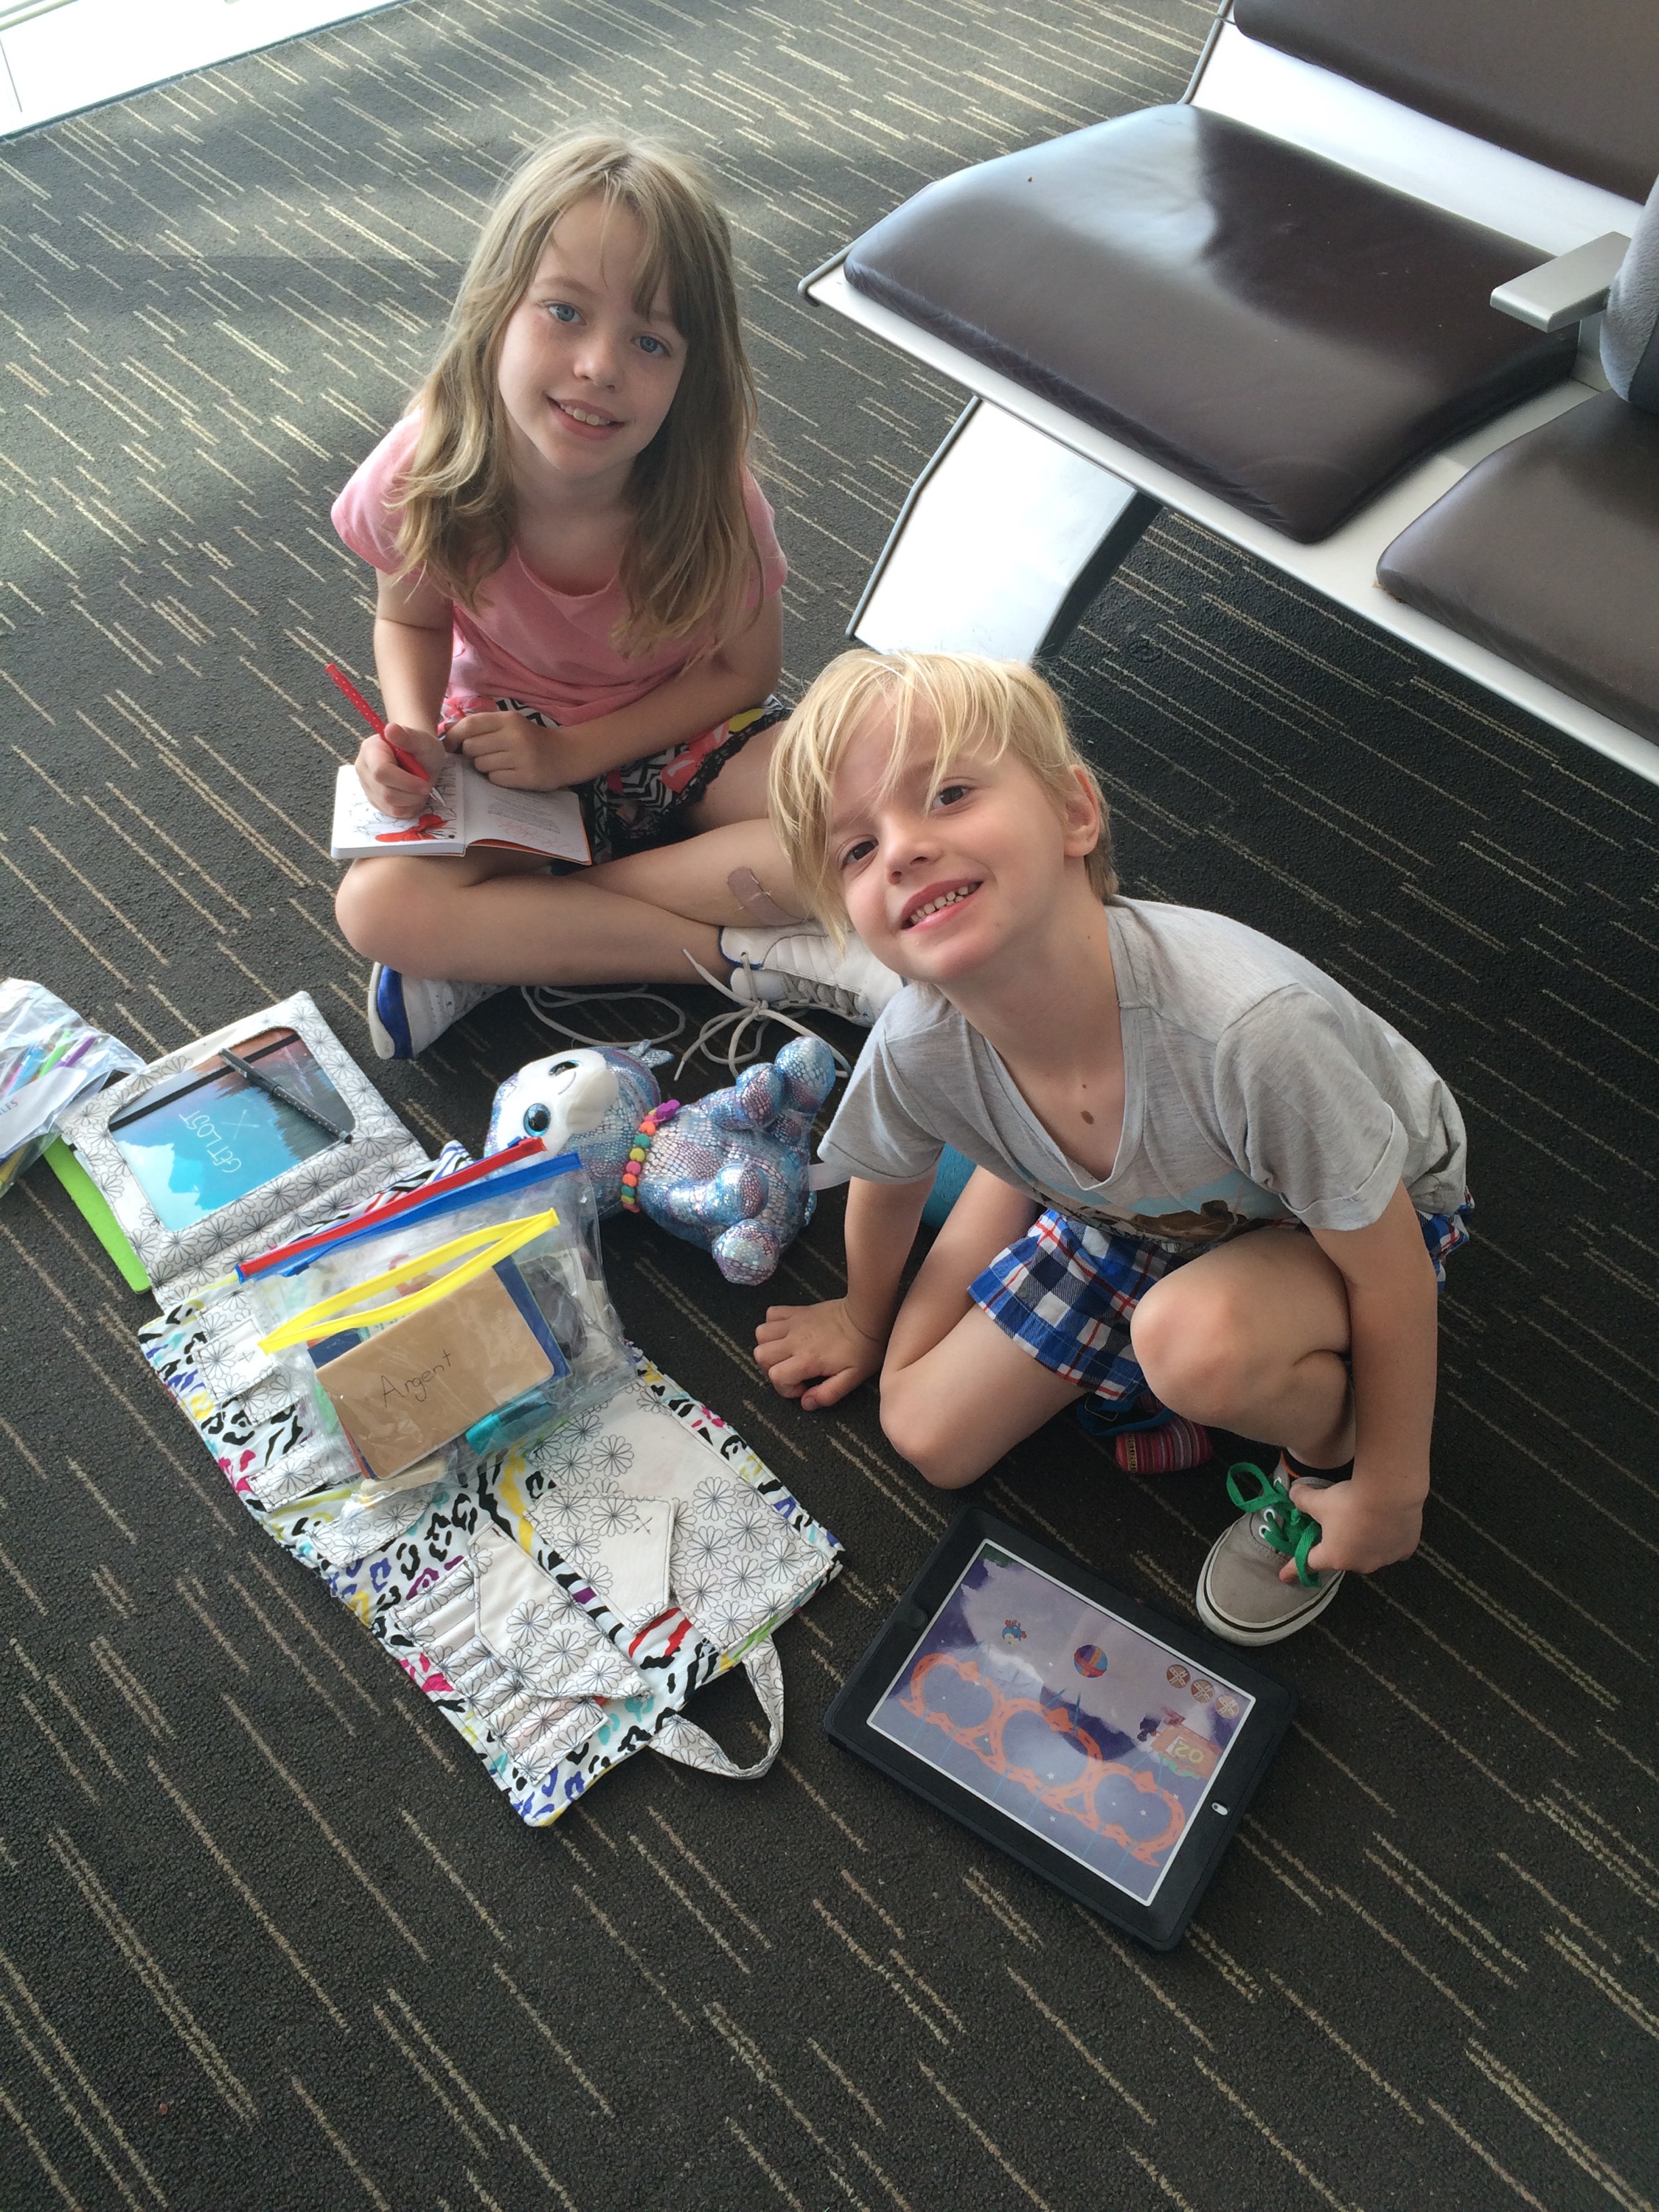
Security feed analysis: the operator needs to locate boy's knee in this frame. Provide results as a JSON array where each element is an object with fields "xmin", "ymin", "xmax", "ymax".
[
  {"xmin": 1130, "ymin": 1279, "xmax": 1255, "ymax": 1418},
  {"xmin": 878, "ymin": 1377, "xmax": 982, "ymax": 1491}
]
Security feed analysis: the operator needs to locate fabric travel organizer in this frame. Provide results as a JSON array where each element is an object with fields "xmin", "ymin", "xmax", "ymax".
[{"xmin": 139, "ymin": 1150, "xmax": 840, "ymax": 1821}]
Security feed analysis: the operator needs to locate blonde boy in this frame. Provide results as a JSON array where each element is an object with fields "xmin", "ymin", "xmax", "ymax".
[{"xmin": 754, "ymin": 652, "xmax": 1470, "ymax": 1644}]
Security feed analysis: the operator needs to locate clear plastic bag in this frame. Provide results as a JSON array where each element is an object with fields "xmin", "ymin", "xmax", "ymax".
[
  {"xmin": 0, "ymin": 979, "xmax": 143, "ymax": 1198},
  {"xmin": 248, "ymin": 1160, "xmax": 631, "ymax": 1485}
]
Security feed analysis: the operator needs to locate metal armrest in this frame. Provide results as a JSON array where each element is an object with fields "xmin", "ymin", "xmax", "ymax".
[{"xmin": 1490, "ymin": 232, "xmax": 1630, "ymax": 333}]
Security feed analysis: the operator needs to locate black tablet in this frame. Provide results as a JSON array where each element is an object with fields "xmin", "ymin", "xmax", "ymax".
[{"xmin": 824, "ymin": 1508, "xmax": 1296, "ymax": 1950}]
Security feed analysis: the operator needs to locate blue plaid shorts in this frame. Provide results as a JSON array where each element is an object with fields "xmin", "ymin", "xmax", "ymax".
[{"xmin": 970, "ymin": 1199, "xmax": 1473, "ymax": 1406}]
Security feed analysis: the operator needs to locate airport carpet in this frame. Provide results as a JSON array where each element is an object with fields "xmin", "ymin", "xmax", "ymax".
[{"xmin": 1, "ymin": 1, "xmax": 1656, "ymax": 2206}]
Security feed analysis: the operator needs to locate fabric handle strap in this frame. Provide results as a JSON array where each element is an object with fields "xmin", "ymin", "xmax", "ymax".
[
  {"xmin": 258, "ymin": 1205, "xmax": 560, "ymax": 1352},
  {"xmin": 650, "ymin": 1638, "xmax": 783, "ymax": 1781}
]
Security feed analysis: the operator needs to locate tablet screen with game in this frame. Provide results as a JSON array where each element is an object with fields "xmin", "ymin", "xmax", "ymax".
[
  {"xmin": 825, "ymin": 1509, "xmax": 1295, "ymax": 1948},
  {"xmin": 108, "ymin": 1027, "xmax": 352, "ymax": 1231}
]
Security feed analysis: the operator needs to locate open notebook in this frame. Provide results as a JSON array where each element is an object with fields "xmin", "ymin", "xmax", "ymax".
[{"xmin": 330, "ymin": 759, "xmax": 591, "ymax": 864}]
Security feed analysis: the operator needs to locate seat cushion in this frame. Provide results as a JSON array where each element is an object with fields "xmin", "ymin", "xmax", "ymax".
[
  {"xmin": 1377, "ymin": 392, "xmax": 1659, "ymax": 742},
  {"xmin": 1236, "ymin": 0, "xmax": 1659, "ymax": 204},
  {"xmin": 844, "ymin": 105, "xmax": 1576, "ymax": 542}
]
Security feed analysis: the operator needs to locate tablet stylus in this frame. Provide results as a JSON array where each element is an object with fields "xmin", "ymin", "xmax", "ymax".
[{"xmin": 220, "ymin": 1046, "xmax": 352, "ymax": 1141}]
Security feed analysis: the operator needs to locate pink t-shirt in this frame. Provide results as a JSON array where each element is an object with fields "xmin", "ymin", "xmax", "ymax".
[{"xmin": 330, "ymin": 414, "xmax": 787, "ymax": 726}]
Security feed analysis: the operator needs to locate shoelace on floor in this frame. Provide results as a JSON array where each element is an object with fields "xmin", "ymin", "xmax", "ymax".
[
  {"xmin": 1225, "ymin": 1461, "xmax": 1324, "ymax": 1585},
  {"xmin": 521, "ymin": 982, "xmax": 687, "ymax": 1051},
  {"xmin": 679, "ymin": 955, "xmax": 854, "ymax": 1081},
  {"xmin": 522, "ymin": 972, "xmax": 853, "ymax": 1085}
]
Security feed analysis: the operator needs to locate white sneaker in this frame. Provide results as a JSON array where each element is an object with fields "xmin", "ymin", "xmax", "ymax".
[
  {"xmin": 366, "ymin": 964, "xmax": 505, "ymax": 1060},
  {"xmin": 718, "ymin": 921, "xmax": 902, "ymax": 1028}
]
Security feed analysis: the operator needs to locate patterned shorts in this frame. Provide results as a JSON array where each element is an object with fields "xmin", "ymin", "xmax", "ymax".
[
  {"xmin": 498, "ymin": 695, "xmax": 789, "ymax": 865},
  {"xmin": 970, "ymin": 1198, "xmax": 1474, "ymax": 1407}
]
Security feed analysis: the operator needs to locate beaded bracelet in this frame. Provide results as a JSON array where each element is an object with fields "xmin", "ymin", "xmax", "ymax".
[{"xmin": 619, "ymin": 1099, "xmax": 681, "ymax": 1211}]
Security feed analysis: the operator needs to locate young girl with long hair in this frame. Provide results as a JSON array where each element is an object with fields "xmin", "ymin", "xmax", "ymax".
[{"xmin": 333, "ymin": 131, "xmax": 895, "ymax": 1057}]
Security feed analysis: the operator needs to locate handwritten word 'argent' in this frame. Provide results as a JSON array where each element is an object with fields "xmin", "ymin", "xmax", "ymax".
[
  {"xmin": 378, "ymin": 1348, "xmax": 456, "ymax": 1408},
  {"xmin": 181, "ymin": 1108, "xmax": 242, "ymax": 1173}
]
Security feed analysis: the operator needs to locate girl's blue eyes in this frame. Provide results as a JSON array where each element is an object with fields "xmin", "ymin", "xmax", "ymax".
[{"xmin": 544, "ymin": 304, "xmax": 670, "ymax": 356}]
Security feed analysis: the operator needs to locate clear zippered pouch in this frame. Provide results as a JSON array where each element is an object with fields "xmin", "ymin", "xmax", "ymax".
[{"xmin": 248, "ymin": 1161, "xmax": 630, "ymax": 1486}]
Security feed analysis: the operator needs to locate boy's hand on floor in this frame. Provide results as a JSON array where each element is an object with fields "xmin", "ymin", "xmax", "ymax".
[
  {"xmin": 357, "ymin": 726, "xmax": 443, "ymax": 816},
  {"xmin": 754, "ymin": 1299, "xmax": 885, "ymax": 1412},
  {"xmin": 448, "ymin": 712, "xmax": 561, "ymax": 787},
  {"xmin": 1284, "ymin": 1476, "xmax": 1424, "ymax": 1579}
]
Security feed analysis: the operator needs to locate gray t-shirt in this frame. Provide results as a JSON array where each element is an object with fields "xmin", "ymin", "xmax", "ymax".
[{"xmin": 818, "ymin": 898, "xmax": 1467, "ymax": 1252}]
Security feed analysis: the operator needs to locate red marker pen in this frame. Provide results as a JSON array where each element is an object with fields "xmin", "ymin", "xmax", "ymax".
[{"xmin": 326, "ymin": 661, "xmax": 431, "ymax": 782}]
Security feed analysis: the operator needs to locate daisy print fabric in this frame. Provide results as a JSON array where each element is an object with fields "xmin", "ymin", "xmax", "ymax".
[
  {"xmin": 141, "ymin": 1267, "xmax": 841, "ymax": 1825},
  {"xmin": 521, "ymin": 1382, "xmax": 829, "ymax": 1655}
]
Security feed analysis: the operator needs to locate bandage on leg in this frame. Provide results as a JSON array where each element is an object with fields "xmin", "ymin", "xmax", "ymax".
[{"xmin": 726, "ymin": 868, "xmax": 803, "ymax": 926}]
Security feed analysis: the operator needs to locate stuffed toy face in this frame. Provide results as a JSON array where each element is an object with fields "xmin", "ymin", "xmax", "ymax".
[
  {"xmin": 489, "ymin": 1050, "xmax": 619, "ymax": 1149},
  {"xmin": 484, "ymin": 1048, "xmax": 660, "ymax": 1212}
]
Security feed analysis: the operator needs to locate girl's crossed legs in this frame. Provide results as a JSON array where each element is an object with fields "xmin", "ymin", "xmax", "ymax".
[
  {"xmin": 336, "ymin": 728, "xmax": 806, "ymax": 988},
  {"xmin": 877, "ymin": 1167, "xmax": 1354, "ymax": 1490}
]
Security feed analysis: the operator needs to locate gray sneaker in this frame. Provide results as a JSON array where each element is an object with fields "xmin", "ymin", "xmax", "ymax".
[{"xmin": 1195, "ymin": 1461, "xmax": 1344, "ymax": 1646}]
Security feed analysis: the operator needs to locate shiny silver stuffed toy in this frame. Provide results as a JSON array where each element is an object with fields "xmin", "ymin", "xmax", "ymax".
[{"xmin": 484, "ymin": 1036, "xmax": 838, "ymax": 1287}]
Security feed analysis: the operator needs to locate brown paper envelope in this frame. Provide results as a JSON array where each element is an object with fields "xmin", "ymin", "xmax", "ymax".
[{"xmin": 316, "ymin": 1267, "xmax": 553, "ymax": 1479}]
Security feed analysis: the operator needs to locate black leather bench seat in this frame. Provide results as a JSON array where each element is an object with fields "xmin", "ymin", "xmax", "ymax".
[
  {"xmin": 1377, "ymin": 392, "xmax": 1659, "ymax": 744},
  {"xmin": 844, "ymin": 105, "xmax": 1577, "ymax": 542}
]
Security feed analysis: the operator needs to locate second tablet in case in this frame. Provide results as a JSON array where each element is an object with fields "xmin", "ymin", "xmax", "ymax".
[{"xmin": 824, "ymin": 1506, "xmax": 1296, "ymax": 1949}]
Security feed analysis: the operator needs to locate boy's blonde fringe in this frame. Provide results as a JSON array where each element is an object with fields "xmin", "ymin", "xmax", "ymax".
[
  {"xmin": 769, "ymin": 651, "xmax": 1118, "ymax": 943},
  {"xmin": 394, "ymin": 130, "xmax": 760, "ymax": 659}
]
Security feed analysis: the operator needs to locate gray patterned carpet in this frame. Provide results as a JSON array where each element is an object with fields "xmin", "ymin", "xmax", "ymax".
[{"xmin": 1, "ymin": 2, "xmax": 1657, "ymax": 2208}]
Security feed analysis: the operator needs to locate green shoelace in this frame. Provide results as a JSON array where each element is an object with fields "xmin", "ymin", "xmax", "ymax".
[{"xmin": 1226, "ymin": 1461, "xmax": 1324, "ymax": 1587}]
